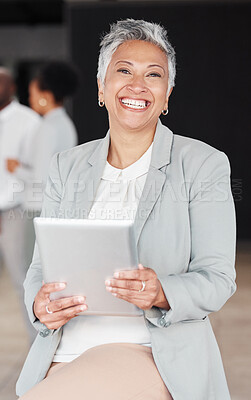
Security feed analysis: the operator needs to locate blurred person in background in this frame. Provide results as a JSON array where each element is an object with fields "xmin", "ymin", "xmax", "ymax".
[
  {"xmin": 0, "ymin": 67, "xmax": 40, "ymax": 342},
  {"xmin": 27, "ymin": 61, "xmax": 79, "ymax": 211},
  {"xmin": 6, "ymin": 62, "xmax": 79, "ymax": 342}
]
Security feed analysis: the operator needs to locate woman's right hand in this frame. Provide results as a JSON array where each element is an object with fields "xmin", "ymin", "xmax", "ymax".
[{"xmin": 33, "ymin": 282, "xmax": 88, "ymax": 330}]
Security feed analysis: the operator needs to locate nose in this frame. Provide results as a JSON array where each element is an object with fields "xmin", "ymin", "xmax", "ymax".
[{"xmin": 127, "ymin": 74, "xmax": 147, "ymax": 94}]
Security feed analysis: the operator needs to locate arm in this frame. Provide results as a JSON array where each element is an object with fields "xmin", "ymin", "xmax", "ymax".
[
  {"xmin": 13, "ymin": 118, "xmax": 41, "ymax": 182},
  {"xmin": 152, "ymin": 151, "xmax": 236, "ymax": 327}
]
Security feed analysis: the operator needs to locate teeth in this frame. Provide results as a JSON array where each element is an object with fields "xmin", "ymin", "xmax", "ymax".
[{"xmin": 121, "ymin": 98, "xmax": 148, "ymax": 109}]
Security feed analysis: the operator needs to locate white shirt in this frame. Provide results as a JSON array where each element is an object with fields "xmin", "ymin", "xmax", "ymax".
[
  {"xmin": 0, "ymin": 101, "xmax": 40, "ymax": 210},
  {"xmin": 25, "ymin": 107, "xmax": 78, "ymax": 211},
  {"xmin": 53, "ymin": 143, "xmax": 153, "ymax": 362}
]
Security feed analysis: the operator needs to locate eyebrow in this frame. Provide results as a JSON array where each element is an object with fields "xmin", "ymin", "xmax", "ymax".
[
  {"xmin": 115, "ymin": 60, "xmax": 165, "ymax": 73},
  {"xmin": 115, "ymin": 61, "xmax": 133, "ymax": 66},
  {"xmin": 147, "ymin": 64, "xmax": 165, "ymax": 73}
]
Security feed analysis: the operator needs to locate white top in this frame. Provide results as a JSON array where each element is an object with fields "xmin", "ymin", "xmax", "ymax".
[
  {"xmin": 24, "ymin": 107, "xmax": 78, "ymax": 211},
  {"xmin": 0, "ymin": 101, "xmax": 40, "ymax": 210},
  {"xmin": 53, "ymin": 143, "xmax": 153, "ymax": 362}
]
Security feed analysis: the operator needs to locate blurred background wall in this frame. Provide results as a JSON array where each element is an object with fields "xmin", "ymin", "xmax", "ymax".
[{"xmin": 68, "ymin": 0, "xmax": 251, "ymax": 240}]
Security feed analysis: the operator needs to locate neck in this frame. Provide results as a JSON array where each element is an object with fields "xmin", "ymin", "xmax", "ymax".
[
  {"xmin": 0, "ymin": 99, "xmax": 12, "ymax": 112},
  {"xmin": 107, "ymin": 122, "xmax": 157, "ymax": 169}
]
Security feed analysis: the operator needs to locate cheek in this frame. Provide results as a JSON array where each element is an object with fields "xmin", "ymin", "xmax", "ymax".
[
  {"xmin": 29, "ymin": 90, "xmax": 37, "ymax": 103},
  {"xmin": 29, "ymin": 93, "xmax": 34, "ymax": 104},
  {"xmin": 29, "ymin": 95, "xmax": 40, "ymax": 113},
  {"xmin": 154, "ymin": 88, "xmax": 168, "ymax": 110},
  {"xmin": 103, "ymin": 83, "xmax": 120, "ymax": 109}
]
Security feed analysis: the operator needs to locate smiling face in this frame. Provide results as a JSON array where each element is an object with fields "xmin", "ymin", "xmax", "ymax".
[{"xmin": 98, "ymin": 40, "xmax": 172, "ymax": 136}]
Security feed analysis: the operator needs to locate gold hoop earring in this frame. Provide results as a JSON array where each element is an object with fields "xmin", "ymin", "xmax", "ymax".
[
  {"xmin": 38, "ymin": 98, "xmax": 47, "ymax": 107},
  {"xmin": 98, "ymin": 100, "xmax": 105, "ymax": 107},
  {"xmin": 161, "ymin": 109, "xmax": 168, "ymax": 116}
]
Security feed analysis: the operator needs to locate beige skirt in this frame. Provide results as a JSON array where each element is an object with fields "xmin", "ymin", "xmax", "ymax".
[{"xmin": 20, "ymin": 343, "xmax": 172, "ymax": 400}]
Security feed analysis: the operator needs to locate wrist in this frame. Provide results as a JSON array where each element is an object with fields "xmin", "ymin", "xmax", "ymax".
[{"xmin": 154, "ymin": 285, "xmax": 170, "ymax": 310}]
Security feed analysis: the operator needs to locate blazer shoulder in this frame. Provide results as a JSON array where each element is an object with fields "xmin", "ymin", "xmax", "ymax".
[
  {"xmin": 53, "ymin": 137, "xmax": 104, "ymax": 178},
  {"xmin": 170, "ymin": 133, "xmax": 230, "ymax": 180},
  {"xmin": 58, "ymin": 138, "xmax": 103, "ymax": 163},
  {"xmin": 172, "ymin": 133, "xmax": 229, "ymax": 163},
  {"xmin": 173, "ymin": 133, "xmax": 220, "ymax": 155}
]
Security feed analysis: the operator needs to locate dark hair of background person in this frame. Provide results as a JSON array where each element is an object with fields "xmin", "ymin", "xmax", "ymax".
[{"xmin": 35, "ymin": 61, "xmax": 80, "ymax": 103}]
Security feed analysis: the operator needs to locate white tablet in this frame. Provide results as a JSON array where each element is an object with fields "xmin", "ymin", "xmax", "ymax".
[{"xmin": 34, "ymin": 218, "xmax": 142, "ymax": 317}]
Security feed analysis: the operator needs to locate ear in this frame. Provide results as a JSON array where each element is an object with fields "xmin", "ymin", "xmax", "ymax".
[
  {"xmin": 163, "ymin": 87, "xmax": 173, "ymax": 110},
  {"xmin": 97, "ymin": 79, "xmax": 104, "ymax": 101}
]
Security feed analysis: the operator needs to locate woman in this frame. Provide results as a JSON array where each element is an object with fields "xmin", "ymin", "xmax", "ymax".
[
  {"xmin": 17, "ymin": 19, "xmax": 236, "ymax": 400},
  {"xmin": 27, "ymin": 61, "xmax": 79, "ymax": 210}
]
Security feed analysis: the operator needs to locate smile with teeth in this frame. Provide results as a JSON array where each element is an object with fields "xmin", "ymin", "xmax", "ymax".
[{"xmin": 120, "ymin": 98, "xmax": 150, "ymax": 109}]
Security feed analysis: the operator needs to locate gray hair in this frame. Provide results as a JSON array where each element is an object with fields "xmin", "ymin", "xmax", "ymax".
[{"xmin": 97, "ymin": 19, "xmax": 176, "ymax": 94}]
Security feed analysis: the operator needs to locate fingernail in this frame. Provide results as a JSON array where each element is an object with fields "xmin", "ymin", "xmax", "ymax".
[
  {"xmin": 58, "ymin": 283, "xmax": 66, "ymax": 288},
  {"xmin": 112, "ymin": 293, "xmax": 117, "ymax": 297},
  {"xmin": 80, "ymin": 305, "xmax": 86, "ymax": 311},
  {"xmin": 114, "ymin": 272, "xmax": 119, "ymax": 278},
  {"xmin": 106, "ymin": 286, "xmax": 112, "ymax": 292},
  {"xmin": 105, "ymin": 280, "xmax": 111, "ymax": 286},
  {"xmin": 77, "ymin": 296, "xmax": 85, "ymax": 302}
]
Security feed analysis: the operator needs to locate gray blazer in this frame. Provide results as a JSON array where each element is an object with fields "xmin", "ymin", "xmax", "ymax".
[{"xmin": 16, "ymin": 120, "xmax": 236, "ymax": 400}]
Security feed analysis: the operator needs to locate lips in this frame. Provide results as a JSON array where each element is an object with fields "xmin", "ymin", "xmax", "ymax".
[{"xmin": 120, "ymin": 97, "xmax": 150, "ymax": 110}]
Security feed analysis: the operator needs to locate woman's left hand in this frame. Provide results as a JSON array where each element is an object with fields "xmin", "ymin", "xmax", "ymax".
[{"xmin": 105, "ymin": 264, "xmax": 170, "ymax": 311}]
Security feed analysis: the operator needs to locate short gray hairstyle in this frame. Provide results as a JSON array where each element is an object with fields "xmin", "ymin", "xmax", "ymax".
[{"xmin": 97, "ymin": 19, "xmax": 176, "ymax": 93}]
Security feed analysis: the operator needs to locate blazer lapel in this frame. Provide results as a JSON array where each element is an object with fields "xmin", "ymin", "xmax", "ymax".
[
  {"xmin": 134, "ymin": 121, "xmax": 173, "ymax": 244},
  {"xmin": 75, "ymin": 131, "xmax": 110, "ymax": 217}
]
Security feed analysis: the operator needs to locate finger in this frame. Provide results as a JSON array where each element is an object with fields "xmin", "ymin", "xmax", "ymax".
[
  {"xmin": 43, "ymin": 317, "xmax": 73, "ymax": 331},
  {"xmin": 49, "ymin": 296, "xmax": 86, "ymax": 313},
  {"xmin": 105, "ymin": 278, "xmax": 143, "ymax": 292},
  {"xmin": 111, "ymin": 290, "xmax": 155, "ymax": 311},
  {"xmin": 40, "ymin": 304, "xmax": 87, "ymax": 326},
  {"xmin": 110, "ymin": 291, "xmax": 153, "ymax": 311},
  {"xmin": 107, "ymin": 287, "xmax": 148, "ymax": 299},
  {"xmin": 113, "ymin": 268, "xmax": 155, "ymax": 281},
  {"xmin": 52, "ymin": 304, "xmax": 87, "ymax": 321},
  {"xmin": 46, "ymin": 312, "xmax": 83, "ymax": 330},
  {"xmin": 40, "ymin": 282, "xmax": 66, "ymax": 297}
]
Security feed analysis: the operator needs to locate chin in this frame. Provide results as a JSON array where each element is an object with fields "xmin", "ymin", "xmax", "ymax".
[
  {"xmin": 121, "ymin": 122, "xmax": 146, "ymax": 132},
  {"xmin": 120, "ymin": 115, "xmax": 154, "ymax": 132}
]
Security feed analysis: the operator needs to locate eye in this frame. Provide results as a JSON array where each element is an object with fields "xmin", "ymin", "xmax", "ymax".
[
  {"xmin": 117, "ymin": 68, "xmax": 131, "ymax": 75},
  {"xmin": 147, "ymin": 72, "xmax": 161, "ymax": 78}
]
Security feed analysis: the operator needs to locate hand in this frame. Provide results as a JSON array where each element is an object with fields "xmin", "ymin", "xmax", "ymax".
[
  {"xmin": 33, "ymin": 282, "xmax": 88, "ymax": 330},
  {"xmin": 105, "ymin": 264, "xmax": 170, "ymax": 311},
  {"xmin": 6, "ymin": 158, "xmax": 20, "ymax": 173}
]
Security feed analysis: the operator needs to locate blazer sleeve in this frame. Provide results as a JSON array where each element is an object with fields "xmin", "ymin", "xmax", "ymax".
[
  {"xmin": 145, "ymin": 151, "xmax": 236, "ymax": 327},
  {"xmin": 23, "ymin": 152, "xmax": 63, "ymax": 337}
]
